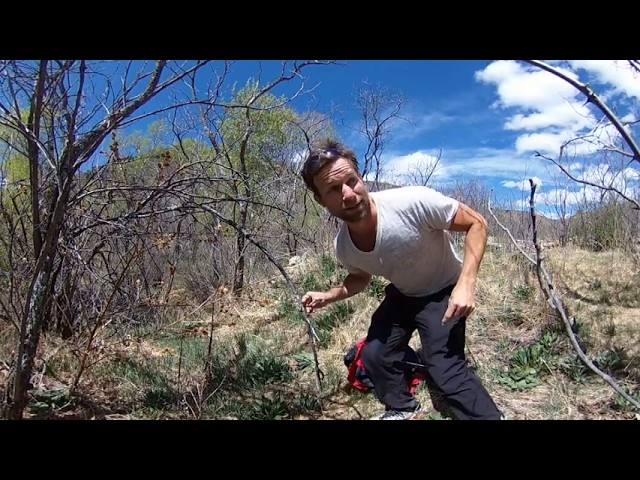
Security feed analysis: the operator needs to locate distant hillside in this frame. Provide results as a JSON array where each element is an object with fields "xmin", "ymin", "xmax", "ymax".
[{"xmin": 487, "ymin": 208, "xmax": 562, "ymax": 242}]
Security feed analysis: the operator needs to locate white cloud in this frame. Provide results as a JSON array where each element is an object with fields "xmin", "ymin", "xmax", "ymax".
[
  {"xmin": 380, "ymin": 147, "xmax": 554, "ymax": 187},
  {"xmin": 475, "ymin": 60, "xmax": 581, "ymax": 110},
  {"xmin": 568, "ymin": 162, "xmax": 583, "ymax": 171},
  {"xmin": 378, "ymin": 150, "xmax": 442, "ymax": 181},
  {"xmin": 505, "ymin": 186, "xmax": 599, "ymax": 219},
  {"xmin": 501, "ymin": 180, "xmax": 526, "ymax": 189},
  {"xmin": 569, "ymin": 60, "xmax": 640, "ymax": 99},
  {"xmin": 625, "ymin": 167, "xmax": 640, "ymax": 181},
  {"xmin": 536, "ymin": 187, "xmax": 588, "ymax": 206},
  {"xmin": 504, "ymin": 101, "xmax": 592, "ymax": 131},
  {"xmin": 514, "ymin": 130, "xmax": 598, "ymax": 157},
  {"xmin": 474, "ymin": 60, "xmax": 639, "ymax": 158},
  {"xmin": 501, "ymin": 177, "xmax": 542, "ymax": 190}
]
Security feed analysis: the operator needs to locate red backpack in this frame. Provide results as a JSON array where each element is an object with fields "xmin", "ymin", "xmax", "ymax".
[{"xmin": 344, "ymin": 338, "xmax": 426, "ymax": 395}]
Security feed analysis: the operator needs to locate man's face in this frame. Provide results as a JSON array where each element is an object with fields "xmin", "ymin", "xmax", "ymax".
[{"xmin": 313, "ymin": 158, "xmax": 370, "ymax": 223}]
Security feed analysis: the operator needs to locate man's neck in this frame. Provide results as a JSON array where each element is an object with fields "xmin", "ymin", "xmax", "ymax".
[
  {"xmin": 347, "ymin": 197, "xmax": 377, "ymax": 231},
  {"xmin": 346, "ymin": 198, "xmax": 377, "ymax": 251}
]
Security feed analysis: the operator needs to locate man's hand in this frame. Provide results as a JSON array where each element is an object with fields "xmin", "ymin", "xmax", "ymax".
[
  {"xmin": 442, "ymin": 282, "xmax": 476, "ymax": 324},
  {"xmin": 301, "ymin": 272, "xmax": 371, "ymax": 314},
  {"xmin": 301, "ymin": 291, "xmax": 334, "ymax": 314}
]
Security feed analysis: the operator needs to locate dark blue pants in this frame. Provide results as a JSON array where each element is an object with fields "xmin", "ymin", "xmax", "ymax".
[{"xmin": 360, "ymin": 283, "xmax": 502, "ymax": 420}]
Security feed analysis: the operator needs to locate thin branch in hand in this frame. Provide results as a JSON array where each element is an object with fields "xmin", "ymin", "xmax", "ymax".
[{"xmin": 194, "ymin": 202, "xmax": 325, "ymax": 402}]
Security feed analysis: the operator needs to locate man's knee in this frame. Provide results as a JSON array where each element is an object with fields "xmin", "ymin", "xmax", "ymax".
[
  {"xmin": 425, "ymin": 360, "xmax": 468, "ymax": 393},
  {"xmin": 360, "ymin": 340, "xmax": 385, "ymax": 371}
]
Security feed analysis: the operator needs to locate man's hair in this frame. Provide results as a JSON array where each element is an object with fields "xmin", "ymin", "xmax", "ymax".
[{"xmin": 301, "ymin": 138, "xmax": 359, "ymax": 196}]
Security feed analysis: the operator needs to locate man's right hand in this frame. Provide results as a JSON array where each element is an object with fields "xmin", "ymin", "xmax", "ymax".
[
  {"xmin": 300, "ymin": 291, "xmax": 333, "ymax": 314},
  {"xmin": 301, "ymin": 273, "xmax": 371, "ymax": 314}
]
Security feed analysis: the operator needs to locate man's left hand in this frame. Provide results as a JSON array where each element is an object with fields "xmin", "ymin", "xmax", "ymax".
[{"xmin": 442, "ymin": 283, "xmax": 475, "ymax": 324}]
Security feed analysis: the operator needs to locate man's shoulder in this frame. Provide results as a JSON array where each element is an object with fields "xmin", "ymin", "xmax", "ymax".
[
  {"xmin": 373, "ymin": 185, "xmax": 437, "ymax": 197},
  {"xmin": 374, "ymin": 185, "xmax": 444, "ymax": 205},
  {"xmin": 334, "ymin": 222, "xmax": 348, "ymax": 245},
  {"xmin": 375, "ymin": 185, "xmax": 457, "ymax": 206}
]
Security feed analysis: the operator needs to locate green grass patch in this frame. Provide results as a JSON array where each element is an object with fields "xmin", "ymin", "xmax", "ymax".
[{"xmin": 497, "ymin": 328, "xmax": 560, "ymax": 390}]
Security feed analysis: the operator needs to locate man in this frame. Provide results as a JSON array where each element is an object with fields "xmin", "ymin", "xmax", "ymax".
[{"xmin": 300, "ymin": 138, "xmax": 503, "ymax": 420}]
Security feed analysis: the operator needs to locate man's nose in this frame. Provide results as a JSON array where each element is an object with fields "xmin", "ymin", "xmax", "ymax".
[{"xmin": 342, "ymin": 184, "xmax": 356, "ymax": 201}]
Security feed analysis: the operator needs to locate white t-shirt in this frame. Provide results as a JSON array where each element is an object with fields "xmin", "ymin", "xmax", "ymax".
[{"xmin": 335, "ymin": 185, "xmax": 463, "ymax": 297}]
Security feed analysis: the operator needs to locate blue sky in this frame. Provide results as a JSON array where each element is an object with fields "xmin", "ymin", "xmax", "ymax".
[
  {"xmin": 222, "ymin": 60, "xmax": 640, "ymax": 218},
  {"xmin": 5, "ymin": 60, "xmax": 637, "ymax": 219}
]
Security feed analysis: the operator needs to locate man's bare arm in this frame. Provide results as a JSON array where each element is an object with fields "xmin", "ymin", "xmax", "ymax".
[
  {"xmin": 443, "ymin": 202, "xmax": 488, "ymax": 322},
  {"xmin": 301, "ymin": 271, "xmax": 372, "ymax": 313}
]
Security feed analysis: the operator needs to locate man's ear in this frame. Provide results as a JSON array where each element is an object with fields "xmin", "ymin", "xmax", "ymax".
[{"xmin": 314, "ymin": 192, "xmax": 325, "ymax": 207}]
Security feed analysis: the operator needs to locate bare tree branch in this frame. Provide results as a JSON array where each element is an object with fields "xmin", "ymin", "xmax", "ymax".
[
  {"xmin": 527, "ymin": 178, "xmax": 640, "ymax": 411},
  {"xmin": 352, "ymin": 82, "xmax": 407, "ymax": 190},
  {"xmin": 522, "ymin": 60, "xmax": 640, "ymax": 164},
  {"xmin": 534, "ymin": 149, "xmax": 640, "ymax": 210},
  {"xmin": 487, "ymin": 190, "xmax": 536, "ymax": 265},
  {"xmin": 405, "ymin": 149, "xmax": 442, "ymax": 186}
]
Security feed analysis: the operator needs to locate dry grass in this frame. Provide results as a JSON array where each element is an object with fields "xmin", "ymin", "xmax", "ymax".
[
  {"xmin": 294, "ymin": 244, "xmax": 640, "ymax": 420},
  {"xmin": 2, "ymin": 244, "xmax": 638, "ymax": 420},
  {"xmin": 470, "ymin": 245, "xmax": 640, "ymax": 420}
]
